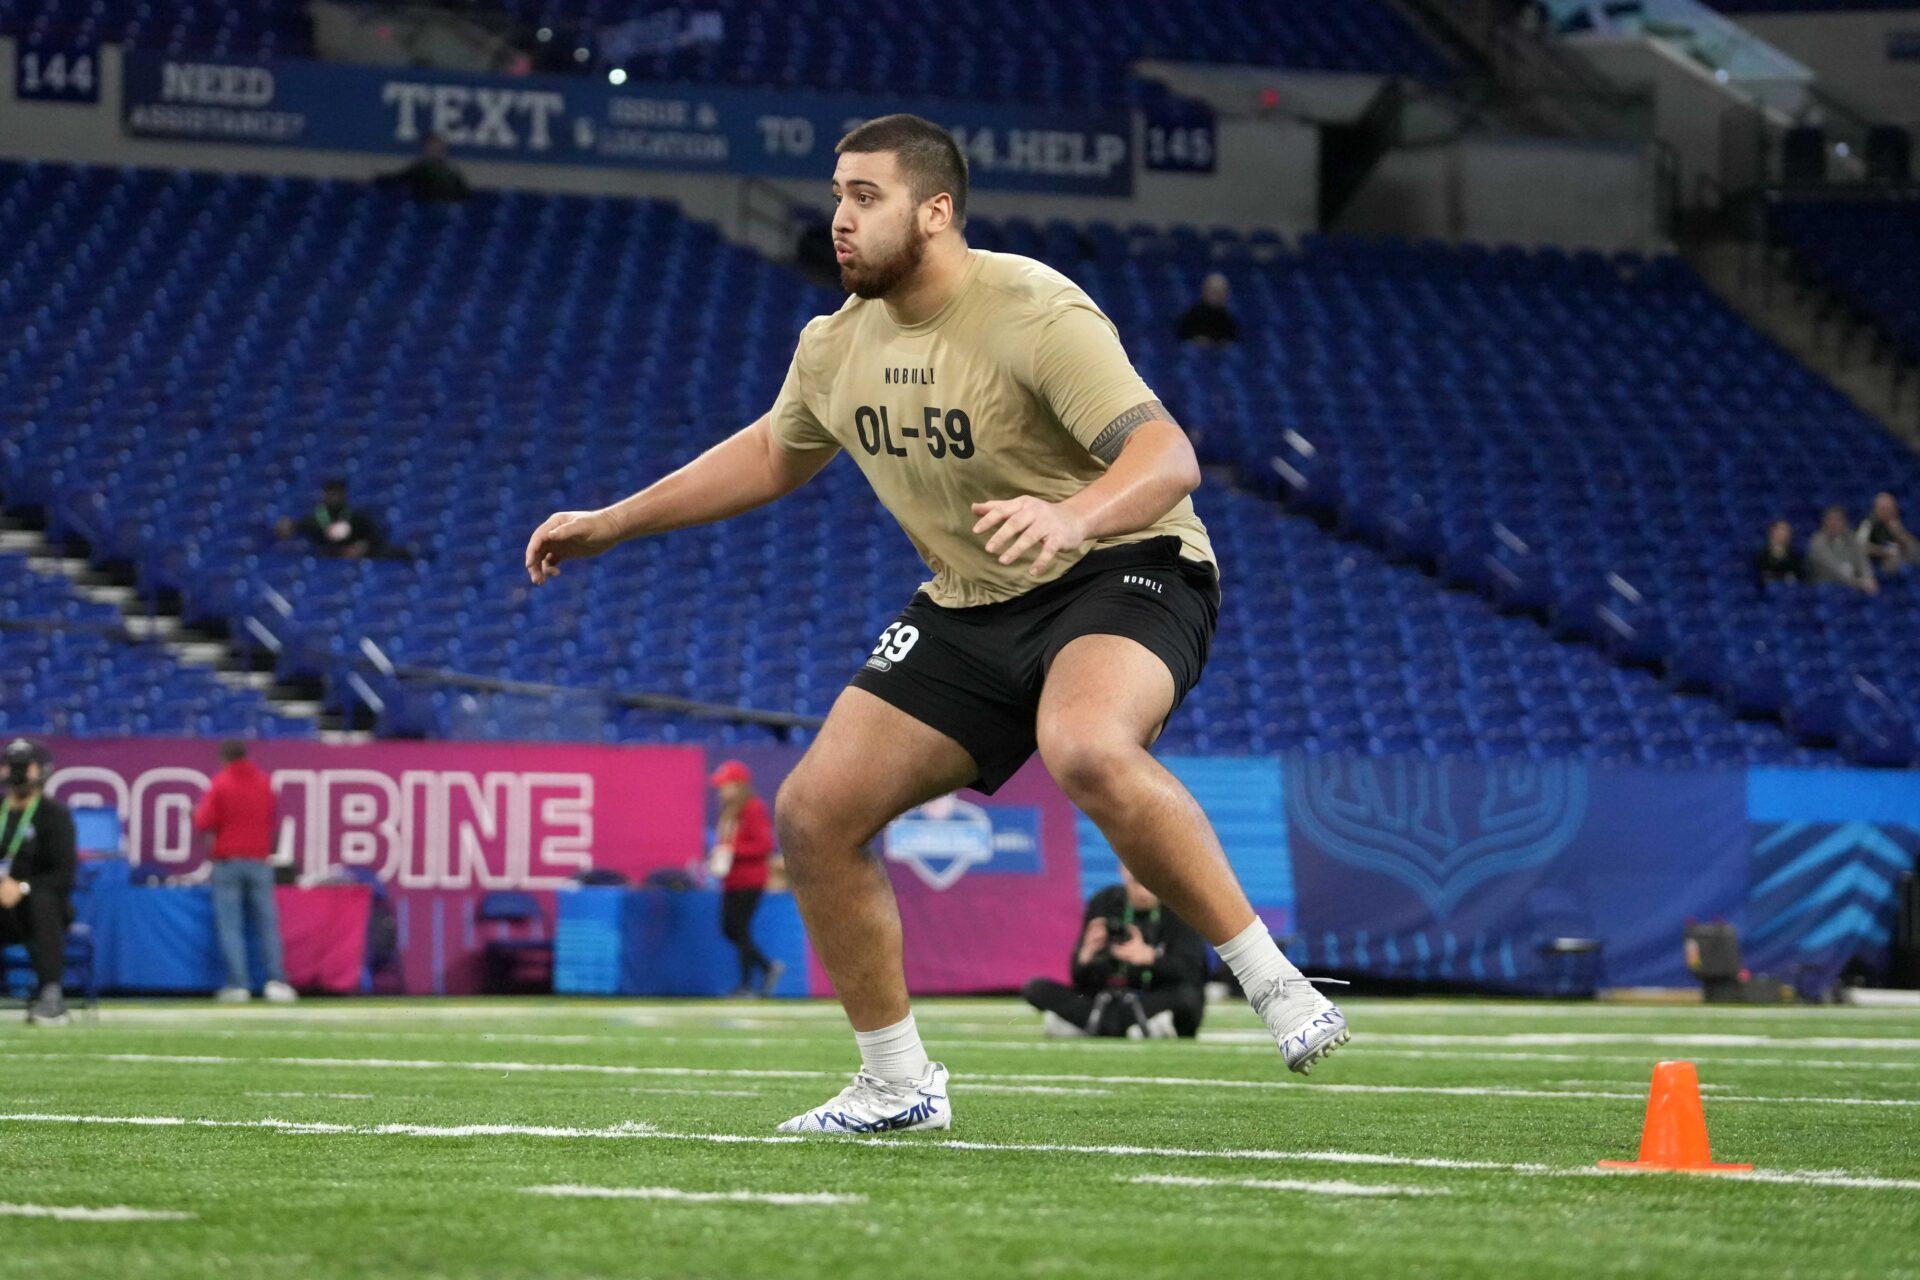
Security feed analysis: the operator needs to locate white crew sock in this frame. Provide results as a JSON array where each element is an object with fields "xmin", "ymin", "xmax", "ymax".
[
  {"xmin": 1216, "ymin": 918, "xmax": 1304, "ymax": 995},
  {"xmin": 854, "ymin": 1013, "xmax": 930, "ymax": 1085}
]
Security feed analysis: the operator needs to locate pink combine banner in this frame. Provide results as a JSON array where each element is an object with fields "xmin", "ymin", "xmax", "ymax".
[
  {"xmin": 42, "ymin": 737, "xmax": 706, "ymax": 887},
  {"xmin": 43, "ymin": 737, "xmax": 1091, "ymax": 996}
]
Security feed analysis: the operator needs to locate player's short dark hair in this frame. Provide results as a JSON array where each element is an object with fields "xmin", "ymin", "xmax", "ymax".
[
  {"xmin": 220, "ymin": 739, "xmax": 247, "ymax": 763},
  {"xmin": 835, "ymin": 114, "xmax": 968, "ymax": 227}
]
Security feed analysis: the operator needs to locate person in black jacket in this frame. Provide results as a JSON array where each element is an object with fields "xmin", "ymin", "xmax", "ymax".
[
  {"xmin": 1021, "ymin": 862, "xmax": 1209, "ymax": 1038},
  {"xmin": 0, "ymin": 738, "xmax": 75, "ymax": 1026},
  {"xmin": 275, "ymin": 478, "xmax": 386, "ymax": 559},
  {"xmin": 376, "ymin": 133, "xmax": 472, "ymax": 203},
  {"xmin": 1175, "ymin": 273, "xmax": 1240, "ymax": 346},
  {"xmin": 1754, "ymin": 519, "xmax": 1802, "ymax": 587}
]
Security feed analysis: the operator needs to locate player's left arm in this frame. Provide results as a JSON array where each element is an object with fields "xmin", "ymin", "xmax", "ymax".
[
  {"xmin": 972, "ymin": 406, "xmax": 1198, "ymax": 576},
  {"xmin": 975, "ymin": 301, "xmax": 1200, "ymax": 576}
]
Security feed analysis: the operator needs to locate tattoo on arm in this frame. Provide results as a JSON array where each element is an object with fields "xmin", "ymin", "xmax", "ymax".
[{"xmin": 1087, "ymin": 400, "xmax": 1177, "ymax": 463}]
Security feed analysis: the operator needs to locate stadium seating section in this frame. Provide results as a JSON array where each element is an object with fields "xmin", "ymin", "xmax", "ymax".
[
  {"xmin": 0, "ymin": 0, "xmax": 311, "ymax": 60},
  {"xmin": 2, "ymin": 552, "xmax": 310, "ymax": 737},
  {"xmin": 0, "ymin": 0, "xmax": 1445, "ymax": 93},
  {"xmin": 511, "ymin": 0, "xmax": 1449, "ymax": 100},
  {"xmin": 1769, "ymin": 195, "xmax": 1920, "ymax": 368},
  {"xmin": 2, "ymin": 160, "xmax": 1915, "ymax": 764}
]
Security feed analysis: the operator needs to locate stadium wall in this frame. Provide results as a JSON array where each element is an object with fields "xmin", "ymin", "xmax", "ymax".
[
  {"xmin": 1339, "ymin": 135, "xmax": 1659, "ymax": 251},
  {"xmin": 0, "ymin": 39, "xmax": 1318, "ymax": 244},
  {"xmin": 41, "ymin": 739, "xmax": 1917, "ymax": 999},
  {"xmin": 1734, "ymin": 9, "xmax": 1920, "ymax": 132},
  {"xmin": 0, "ymin": 39, "xmax": 1666, "ymax": 251}
]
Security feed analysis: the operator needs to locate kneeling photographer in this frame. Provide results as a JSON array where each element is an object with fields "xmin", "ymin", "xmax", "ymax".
[
  {"xmin": 1, "ymin": 738, "xmax": 75, "ymax": 1026},
  {"xmin": 1021, "ymin": 863, "xmax": 1207, "ymax": 1038}
]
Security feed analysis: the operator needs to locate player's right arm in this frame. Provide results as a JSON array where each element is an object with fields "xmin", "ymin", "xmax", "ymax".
[{"xmin": 525, "ymin": 415, "xmax": 837, "ymax": 585}]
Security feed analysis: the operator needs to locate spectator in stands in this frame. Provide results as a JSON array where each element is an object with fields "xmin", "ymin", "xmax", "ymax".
[
  {"xmin": 193, "ymin": 740, "xmax": 296, "ymax": 1003},
  {"xmin": 276, "ymin": 479, "xmax": 385, "ymax": 559},
  {"xmin": 0, "ymin": 738, "xmax": 74, "ymax": 1025},
  {"xmin": 1807, "ymin": 506, "xmax": 1878, "ymax": 596},
  {"xmin": 1176, "ymin": 272, "xmax": 1240, "ymax": 346},
  {"xmin": 707, "ymin": 759, "xmax": 784, "ymax": 997},
  {"xmin": 1858, "ymin": 492, "xmax": 1919, "ymax": 576},
  {"xmin": 1754, "ymin": 519, "xmax": 1803, "ymax": 587},
  {"xmin": 376, "ymin": 133, "xmax": 471, "ymax": 203},
  {"xmin": 1021, "ymin": 862, "xmax": 1208, "ymax": 1038}
]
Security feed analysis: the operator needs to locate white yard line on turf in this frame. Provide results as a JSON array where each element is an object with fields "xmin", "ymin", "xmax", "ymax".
[
  {"xmin": 71, "ymin": 999, "xmax": 1920, "ymax": 1026},
  {"xmin": 0, "ymin": 1203, "xmax": 193, "ymax": 1221},
  {"xmin": 0, "ymin": 1113, "xmax": 660, "ymax": 1139},
  {"xmin": 1349, "ymin": 1048, "xmax": 1920, "ymax": 1072},
  {"xmin": 1354, "ymin": 1033, "xmax": 1920, "ymax": 1050},
  {"xmin": 6, "ymin": 1050, "xmax": 1915, "ymax": 1107},
  {"xmin": 8, "ymin": 1112, "xmax": 1915, "ymax": 1193},
  {"xmin": 76, "ymin": 1006, "xmax": 673, "ymax": 1025},
  {"xmin": 75, "ymin": 1026, "xmax": 1920, "ymax": 1072},
  {"xmin": 69, "ymin": 1027, "xmax": 1920, "ymax": 1082},
  {"xmin": 1126, "ymin": 1173, "xmax": 1448, "ymax": 1198},
  {"xmin": 243, "ymin": 1091, "xmax": 375, "ymax": 1101},
  {"xmin": 524, "ymin": 1184, "xmax": 864, "ymax": 1207}
]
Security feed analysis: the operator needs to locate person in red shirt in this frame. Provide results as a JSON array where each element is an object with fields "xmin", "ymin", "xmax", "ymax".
[
  {"xmin": 707, "ymin": 759, "xmax": 784, "ymax": 997},
  {"xmin": 192, "ymin": 740, "xmax": 295, "ymax": 1003}
]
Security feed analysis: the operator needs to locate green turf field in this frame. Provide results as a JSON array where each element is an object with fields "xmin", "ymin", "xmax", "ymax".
[{"xmin": 2, "ymin": 997, "xmax": 1916, "ymax": 1279}]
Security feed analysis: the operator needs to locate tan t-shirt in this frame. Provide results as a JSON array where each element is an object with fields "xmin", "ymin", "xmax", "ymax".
[{"xmin": 768, "ymin": 250, "xmax": 1216, "ymax": 608}]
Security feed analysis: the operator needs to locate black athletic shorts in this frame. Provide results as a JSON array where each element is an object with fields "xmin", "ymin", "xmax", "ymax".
[{"xmin": 848, "ymin": 535, "xmax": 1220, "ymax": 794}]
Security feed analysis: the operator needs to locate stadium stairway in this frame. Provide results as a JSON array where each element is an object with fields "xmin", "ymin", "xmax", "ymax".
[
  {"xmin": 0, "ymin": 515, "xmax": 320, "ymax": 739},
  {"xmin": 1685, "ymin": 238, "xmax": 1920, "ymax": 446}
]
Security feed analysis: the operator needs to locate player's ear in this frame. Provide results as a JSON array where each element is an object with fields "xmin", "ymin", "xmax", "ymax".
[{"xmin": 922, "ymin": 192, "xmax": 953, "ymax": 237}]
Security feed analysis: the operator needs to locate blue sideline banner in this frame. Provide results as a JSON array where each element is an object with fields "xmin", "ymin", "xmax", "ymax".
[
  {"xmin": 120, "ymin": 52, "xmax": 1134, "ymax": 195},
  {"xmin": 1284, "ymin": 755, "xmax": 1752, "ymax": 991},
  {"xmin": 1745, "ymin": 769, "xmax": 1920, "ymax": 996}
]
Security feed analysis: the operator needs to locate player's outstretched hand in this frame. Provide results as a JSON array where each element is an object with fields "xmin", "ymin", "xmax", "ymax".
[
  {"xmin": 972, "ymin": 496, "xmax": 1089, "ymax": 577},
  {"xmin": 524, "ymin": 509, "xmax": 620, "ymax": 585}
]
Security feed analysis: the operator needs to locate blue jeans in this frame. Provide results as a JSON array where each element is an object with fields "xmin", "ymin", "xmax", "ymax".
[{"xmin": 210, "ymin": 860, "xmax": 286, "ymax": 989}]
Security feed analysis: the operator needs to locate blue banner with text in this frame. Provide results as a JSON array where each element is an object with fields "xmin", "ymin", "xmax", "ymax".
[{"xmin": 121, "ymin": 52, "xmax": 1134, "ymax": 195}]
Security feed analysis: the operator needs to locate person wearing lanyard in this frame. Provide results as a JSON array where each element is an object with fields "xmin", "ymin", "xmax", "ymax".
[
  {"xmin": 0, "ymin": 738, "xmax": 76, "ymax": 1026},
  {"xmin": 274, "ymin": 478, "xmax": 384, "ymax": 559},
  {"xmin": 1021, "ymin": 861, "xmax": 1209, "ymax": 1039}
]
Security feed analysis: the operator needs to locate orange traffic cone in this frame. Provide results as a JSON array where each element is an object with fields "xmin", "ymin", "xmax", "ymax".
[{"xmin": 1598, "ymin": 1060, "xmax": 1752, "ymax": 1173}]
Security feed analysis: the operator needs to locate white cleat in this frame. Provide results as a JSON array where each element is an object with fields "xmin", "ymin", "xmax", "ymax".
[
  {"xmin": 215, "ymin": 987, "xmax": 251, "ymax": 1003},
  {"xmin": 263, "ymin": 980, "xmax": 298, "ymax": 1003},
  {"xmin": 776, "ymin": 1062, "xmax": 951, "ymax": 1135},
  {"xmin": 1252, "ymin": 977, "xmax": 1351, "ymax": 1075}
]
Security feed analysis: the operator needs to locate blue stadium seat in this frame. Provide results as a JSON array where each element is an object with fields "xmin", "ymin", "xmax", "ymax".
[{"xmin": 2, "ymin": 160, "xmax": 1906, "ymax": 768}]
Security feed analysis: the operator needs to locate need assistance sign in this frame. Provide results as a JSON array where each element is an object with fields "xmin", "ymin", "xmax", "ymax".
[{"xmin": 122, "ymin": 53, "xmax": 1134, "ymax": 196}]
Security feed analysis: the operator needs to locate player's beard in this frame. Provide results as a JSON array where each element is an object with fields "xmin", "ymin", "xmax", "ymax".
[{"xmin": 841, "ymin": 218, "xmax": 929, "ymax": 300}]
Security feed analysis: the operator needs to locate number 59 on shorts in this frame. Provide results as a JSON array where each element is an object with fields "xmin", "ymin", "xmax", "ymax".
[{"xmin": 864, "ymin": 622, "xmax": 920, "ymax": 672}]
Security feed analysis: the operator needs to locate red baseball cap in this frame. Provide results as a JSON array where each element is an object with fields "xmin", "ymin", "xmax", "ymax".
[{"xmin": 708, "ymin": 759, "xmax": 752, "ymax": 787}]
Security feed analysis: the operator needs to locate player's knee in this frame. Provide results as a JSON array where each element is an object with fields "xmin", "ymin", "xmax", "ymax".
[
  {"xmin": 1037, "ymin": 726, "xmax": 1136, "ymax": 808},
  {"xmin": 773, "ymin": 775, "xmax": 823, "ymax": 856},
  {"xmin": 772, "ymin": 774, "xmax": 855, "ymax": 883}
]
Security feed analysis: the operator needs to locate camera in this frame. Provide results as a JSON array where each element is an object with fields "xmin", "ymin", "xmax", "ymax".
[{"xmin": 1102, "ymin": 916, "xmax": 1132, "ymax": 941}]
